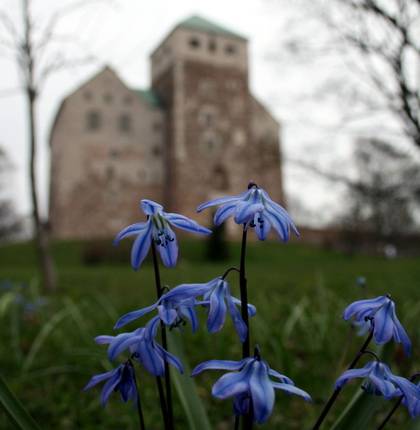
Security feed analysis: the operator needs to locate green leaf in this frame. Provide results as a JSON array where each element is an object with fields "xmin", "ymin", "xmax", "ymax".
[
  {"xmin": 0, "ymin": 374, "xmax": 41, "ymax": 430},
  {"xmin": 330, "ymin": 388, "xmax": 387, "ymax": 430},
  {"xmin": 167, "ymin": 331, "xmax": 212, "ymax": 430}
]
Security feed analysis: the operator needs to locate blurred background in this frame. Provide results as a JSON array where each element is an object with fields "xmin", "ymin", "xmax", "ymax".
[{"xmin": 0, "ymin": 0, "xmax": 419, "ymax": 429}]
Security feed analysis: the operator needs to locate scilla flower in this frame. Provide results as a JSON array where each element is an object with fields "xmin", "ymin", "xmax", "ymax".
[
  {"xmin": 335, "ymin": 361, "xmax": 398, "ymax": 399},
  {"xmin": 391, "ymin": 376, "xmax": 420, "ymax": 418},
  {"xmin": 96, "ymin": 316, "xmax": 183, "ymax": 377},
  {"xmin": 192, "ymin": 352, "xmax": 311, "ymax": 424},
  {"xmin": 114, "ymin": 199, "xmax": 211, "ymax": 270},
  {"xmin": 343, "ymin": 295, "xmax": 411, "ymax": 355},
  {"xmin": 114, "ymin": 286, "xmax": 204, "ymax": 332},
  {"xmin": 197, "ymin": 183, "xmax": 298, "ymax": 241},
  {"xmin": 84, "ymin": 360, "xmax": 137, "ymax": 406}
]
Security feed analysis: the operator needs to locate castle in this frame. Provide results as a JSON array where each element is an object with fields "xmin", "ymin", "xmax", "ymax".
[{"xmin": 49, "ymin": 15, "xmax": 284, "ymax": 238}]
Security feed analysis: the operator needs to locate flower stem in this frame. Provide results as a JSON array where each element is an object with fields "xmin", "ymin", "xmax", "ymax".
[
  {"xmin": 376, "ymin": 373, "xmax": 420, "ymax": 430},
  {"xmin": 151, "ymin": 243, "xmax": 174, "ymax": 430},
  {"xmin": 311, "ymin": 328, "xmax": 374, "ymax": 430},
  {"xmin": 239, "ymin": 227, "xmax": 253, "ymax": 430},
  {"xmin": 132, "ymin": 364, "xmax": 146, "ymax": 430}
]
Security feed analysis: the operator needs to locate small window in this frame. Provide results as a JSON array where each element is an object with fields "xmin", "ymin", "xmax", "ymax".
[
  {"xmin": 119, "ymin": 114, "xmax": 131, "ymax": 133},
  {"xmin": 208, "ymin": 39, "xmax": 217, "ymax": 52},
  {"xmin": 225, "ymin": 44, "xmax": 236, "ymax": 55},
  {"xmin": 104, "ymin": 93, "xmax": 113, "ymax": 103},
  {"xmin": 189, "ymin": 37, "xmax": 200, "ymax": 49},
  {"xmin": 86, "ymin": 110, "xmax": 101, "ymax": 131}
]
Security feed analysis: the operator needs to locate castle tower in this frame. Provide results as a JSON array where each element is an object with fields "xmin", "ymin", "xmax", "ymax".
[{"xmin": 151, "ymin": 16, "xmax": 283, "ymax": 221}]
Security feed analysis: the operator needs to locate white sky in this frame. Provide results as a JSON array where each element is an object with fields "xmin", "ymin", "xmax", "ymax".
[{"xmin": 0, "ymin": 0, "xmax": 394, "ymax": 226}]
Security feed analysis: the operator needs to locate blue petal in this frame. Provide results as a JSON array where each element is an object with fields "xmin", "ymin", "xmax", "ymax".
[
  {"xmin": 271, "ymin": 382, "xmax": 312, "ymax": 401},
  {"xmin": 179, "ymin": 305, "xmax": 199, "ymax": 332},
  {"xmin": 335, "ymin": 362, "xmax": 374, "ymax": 389},
  {"xmin": 84, "ymin": 368, "xmax": 118, "ymax": 391},
  {"xmin": 207, "ymin": 281, "xmax": 227, "ymax": 334},
  {"xmin": 108, "ymin": 333, "xmax": 143, "ymax": 361},
  {"xmin": 343, "ymin": 296, "xmax": 388, "ymax": 321},
  {"xmin": 113, "ymin": 222, "xmax": 148, "ymax": 245},
  {"xmin": 373, "ymin": 301, "xmax": 394, "ymax": 345},
  {"xmin": 100, "ymin": 367, "xmax": 122, "ymax": 406},
  {"xmin": 155, "ymin": 343, "xmax": 184, "ymax": 374},
  {"xmin": 197, "ymin": 194, "xmax": 244, "ymax": 212},
  {"xmin": 233, "ymin": 393, "xmax": 250, "ymax": 416},
  {"xmin": 156, "ymin": 227, "xmax": 178, "ymax": 268},
  {"xmin": 163, "ymin": 281, "xmax": 214, "ymax": 302},
  {"xmin": 369, "ymin": 374, "xmax": 398, "ymax": 399},
  {"xmin": 231, "ymin": 297, "xmax": 257, "ymax": 317},
  {"xmin": 136, "ymin": 340, "xmax": 166, "ymax": 376},
  {"xmin": 212, "ymin": 371, "xmax": 250, "ymax": 399},
  {"xmin": 226, "ymin": 290, "xmax": 248, "ymax": 342},
  {"xmin": 263, "ymin": 206, "xmax": 291, "ymax": 242},
  {"xmin": 248, "ymin": 361, "xmax": 275, "ymax": 423},
  {"xmin": 143, "ymin": 315, "xmax": 161, "ymax": 341},
  {"xmin": 268, "ymin": 369, "xmax": 294, "ymax": 385},
  {"xmin": 192, "ymin": 359, "xmax": 249, "ymax": 376},
  {"xmin": 214, "ymin": 202, "xmax": 237, "ymax": 226},
  {"xmin": 114, "ymin": 303, "xmax": 159, "ymax": 329},
  {"xmin": 234, "ymin": 202, "xmax": 264, "ymax": 225},
  {"xmin": 391, "ymin": 313, "xmax": 411, "ymax": 356},
  {"xmin": 165, "ymin": 212, "xmax": 212, "ymax": 235},
  {"xmin": 141, "ymin": 199, "xmax": 163, "ymax": 215},
  {"xmin": 158, "ymin": 304, "xmax": 178, "ymax": 325},
  {"xmin": 130, "ymin": 221, "xmax": 153, "ymax": 270},
  {"xmin": 95, "ymin": 335, "xmax": 115, "ymax": 345},
  {"xmin": 254, "ymin": 212, "xmax": 271, "ymax": 241}
]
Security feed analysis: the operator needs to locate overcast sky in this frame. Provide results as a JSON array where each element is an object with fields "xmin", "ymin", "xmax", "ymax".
[{"xmin": 0, "ymin": 0, "xmax": 380, "ymax": 226}]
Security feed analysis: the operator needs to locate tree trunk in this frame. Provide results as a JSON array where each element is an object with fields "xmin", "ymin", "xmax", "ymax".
[{"xmin": 27, "ymin": 88, "xmax": 56, "ymax": 292}]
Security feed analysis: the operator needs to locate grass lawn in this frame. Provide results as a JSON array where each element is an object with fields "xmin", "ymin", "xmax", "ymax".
[{"xmin": 0, "ymin": 238, "xmax": 419, "ymax": 429}]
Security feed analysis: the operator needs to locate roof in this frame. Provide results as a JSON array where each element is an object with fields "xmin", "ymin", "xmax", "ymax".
[
  {"xmin": 133, "ymin": 89, "xmax": 162, "ymax": 108},
  {"xmin": 177, "ymin": 15, "xmax": 247, "ymax": 41}
]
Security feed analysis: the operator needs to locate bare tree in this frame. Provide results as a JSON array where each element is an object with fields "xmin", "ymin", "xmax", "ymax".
[
  {"xmin": 272, "ymin": 0, "xmax": 420, "ymax": 149},
  {"xmin": 0, "ymin": 0, "xmax": 111, "ymax": 291}
]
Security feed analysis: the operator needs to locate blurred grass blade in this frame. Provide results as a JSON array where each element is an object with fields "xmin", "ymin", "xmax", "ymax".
[
  {"xmin": 22, "ymin": 307, "xmax": 71, "ymax": 372},
  {"xmin": 167, "ymin": 331, "xmax": 212, "ymax": 430},
  {"xmin": 330, "ymin": 387, "xmax": 387, "ymax": 430},
  {"xmin": 0, "ymin": 374, "xmax": 41, "ymax": 430}
]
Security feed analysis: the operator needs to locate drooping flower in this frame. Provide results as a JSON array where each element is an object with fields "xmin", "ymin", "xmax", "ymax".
[
  {"xmin": 343, "ymin": 295, "xmax": 411, "ymax": 355},
  {"xmin": 192, "ymin": 355, "xmax": 311, "ymax": 424},
  {"xmin": 114, "ymin": 199, "xmax": 211, "ymax": 270},
  {"xmin": 335, "ymin": 361, "xmax": 399, "ymax": 399},
  {"xmin": 197, "ymin": 183, "xmax": 298, "ymax": 241},
  {"xmin": 96, "ymin": 316, "xmax": 184, "ymax": 377},
  {"xmin": 84, "ymin": 361, "xmax": 138, "ymax": 406},
  {"xmin": 114, "ymin": 277, "xmax": 256, "ymax": 342},
  {"xmin": 114, "ymin": 287, "xmax": 203, "ymax": 332}
]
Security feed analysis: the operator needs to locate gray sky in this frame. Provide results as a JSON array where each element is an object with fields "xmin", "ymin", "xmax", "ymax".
[{"xmin": 0, "ymin": 0, "xmax": 393, "ymax": 226}]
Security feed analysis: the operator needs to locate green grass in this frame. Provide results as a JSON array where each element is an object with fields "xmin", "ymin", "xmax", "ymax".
[{"xmin": 0, "ymin": 238, "xmax": 419, "ymax": 429}]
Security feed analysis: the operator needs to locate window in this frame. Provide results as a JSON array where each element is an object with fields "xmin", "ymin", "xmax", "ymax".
[
  {"xmin": 118, "ymin": 114, "xmax": 131, "ymax": 133},
  {"xmin": 208, "ymin": 39, "xmax": 217, "ymax": 52},
  {"xmin": 189, "ymin": 37, "xmax": 200, "ymax": 49},
  {"xmin": 86, "ymin": 110, "xmax": 101, "ymax": 131},
  {"xmin": 225, "ymin": 44, "xmax": 236, "ymax": 55}
]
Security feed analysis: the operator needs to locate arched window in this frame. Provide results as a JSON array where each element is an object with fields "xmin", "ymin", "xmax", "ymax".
[{"xmin": 86, "ymin": 110, "xmax": 101, "ymax": 131}]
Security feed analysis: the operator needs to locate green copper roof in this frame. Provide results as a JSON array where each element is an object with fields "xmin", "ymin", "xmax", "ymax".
[
  {"xmin": 133, "ymin": 89, "xmax": 162, "ymax": 108},
  {"xmin": 178, "ymin": 15, "xmax": 247, "ymax": 41}
]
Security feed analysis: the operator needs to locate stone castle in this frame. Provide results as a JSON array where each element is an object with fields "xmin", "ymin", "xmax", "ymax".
[{"xmin": 49, "ymin": 15, "xmax": 284, "ymax": 238}]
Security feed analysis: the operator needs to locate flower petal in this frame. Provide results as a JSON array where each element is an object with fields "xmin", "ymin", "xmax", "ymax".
[
  {"xmin": 207, "ymin": 281, "xmax": 227, "ymax": 334},
  {"xmin": 212, "ymin": 371, "xmax": 250, "ymax": 399},
  {"xmin": 135, "ymin": 340, "xmax": 166, "ymax": 376},
  {"xmin": 100, "ymin": 368, "xmax": 122, "ymax": 406},
  {"xmin": 141, "ymin": 199, "xmax": 163, "ymax": 215},
  {"xmin": 165, "ymin": 212, "xmax": 212, "ymax": 235},
  {"xmin": 114, "ymin": 303, "xmax": 159, "ymax": 329},
  {"xmin": 155, "ymin": 343, "xmax": 184, "ymax": 374},
  {"xmin": 254, "ymin": 212, "xmax": 271, "ymax": 241},
  {"xmin": 163, "ymin": 281, "xmax": 214, "ymax": 302},
  {"xmin": 373, "ymin": 301, "xmax": 394, "ymax": 345},
  {"xmin": 213, "ymin": 202, "xmax": 237, "ymax": 226},
  {"xmin": 226, "ymin": 290, "xmax": 248, "ymax": 342},
  {"xmin": 158, "ymin": 304, "xmax": 178, "ymax": 326},
  {"xmin": 108, "ymin": 333, "xmax": 143, "ymax": 361},
  {"xmin": 113, "ymin": 223, "xmax": 148, "ymax": 245},
  {"xmin": 197, "ymin": 194, "xmax": 244, "ymax": 212},
  {"xmin": 234, "ymin": 202, "xmax": 264, "ymax": 225},
  {"xmin": 84, "ymin": 368, "xmax": 118, "ymax": 391},
  {"xmin": 335, "ymin": 363, "xmax": 374, "ymax": 389},
  {"xmin": 130, "ymin": 220, "xmax": 153, "ymax": 270},
  {"xmin": 272, "ymin": 382, "xmax": 312, "ymax": 401},
  {"xmin": 343, "ymin": 296, "xmax": 388, "ymax": 321},
  {"xmin": 192, "ymin": 359, "xmax": 249, "ymax": 376},
  {"xmin": 249, "ymin": 361, "xmax": 275, "ymax": 423},
  {"xmin": 179, "ymin": 305, "xmax": 199, "ymax": 332},
  {"xmin": 268, "ymin": 369, "xmax": 294, "ymax": 385},
  {"xmin": 156, "ymin": 227, "xmax": 178, "ymax": 268}
]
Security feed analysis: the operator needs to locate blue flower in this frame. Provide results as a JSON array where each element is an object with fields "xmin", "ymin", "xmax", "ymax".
[
  {"xmin": 335, "ymin": 361, "xmax": 399, "ymax": 399},
  {"xmin": 114, "ymin": 199, "xmax": 211, "ymax": 270},
  {"xmin": 113, "ymin": 277, "xmax": 256, "ymax": 342},
  {"xmin": 197, "ymin": 184, "xmax": 298, "ymax": 241},
  {"xmin": 114, "ymin": 288, "xmax": 203, "ymax": 332},
  {"xmin": 96, "ymin": 316, "xmax": 184, "ymax": 377},
  {"xmin": 84, "ymin": 361, "xmax": 137, "ymax": 406},
  {"xmin": 343, "ymin": 295, "xmax": 411, "ymax": 355},
  {"xmin": 192, "ymin": 356, "xmax": 311, "ymax": 423}
]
